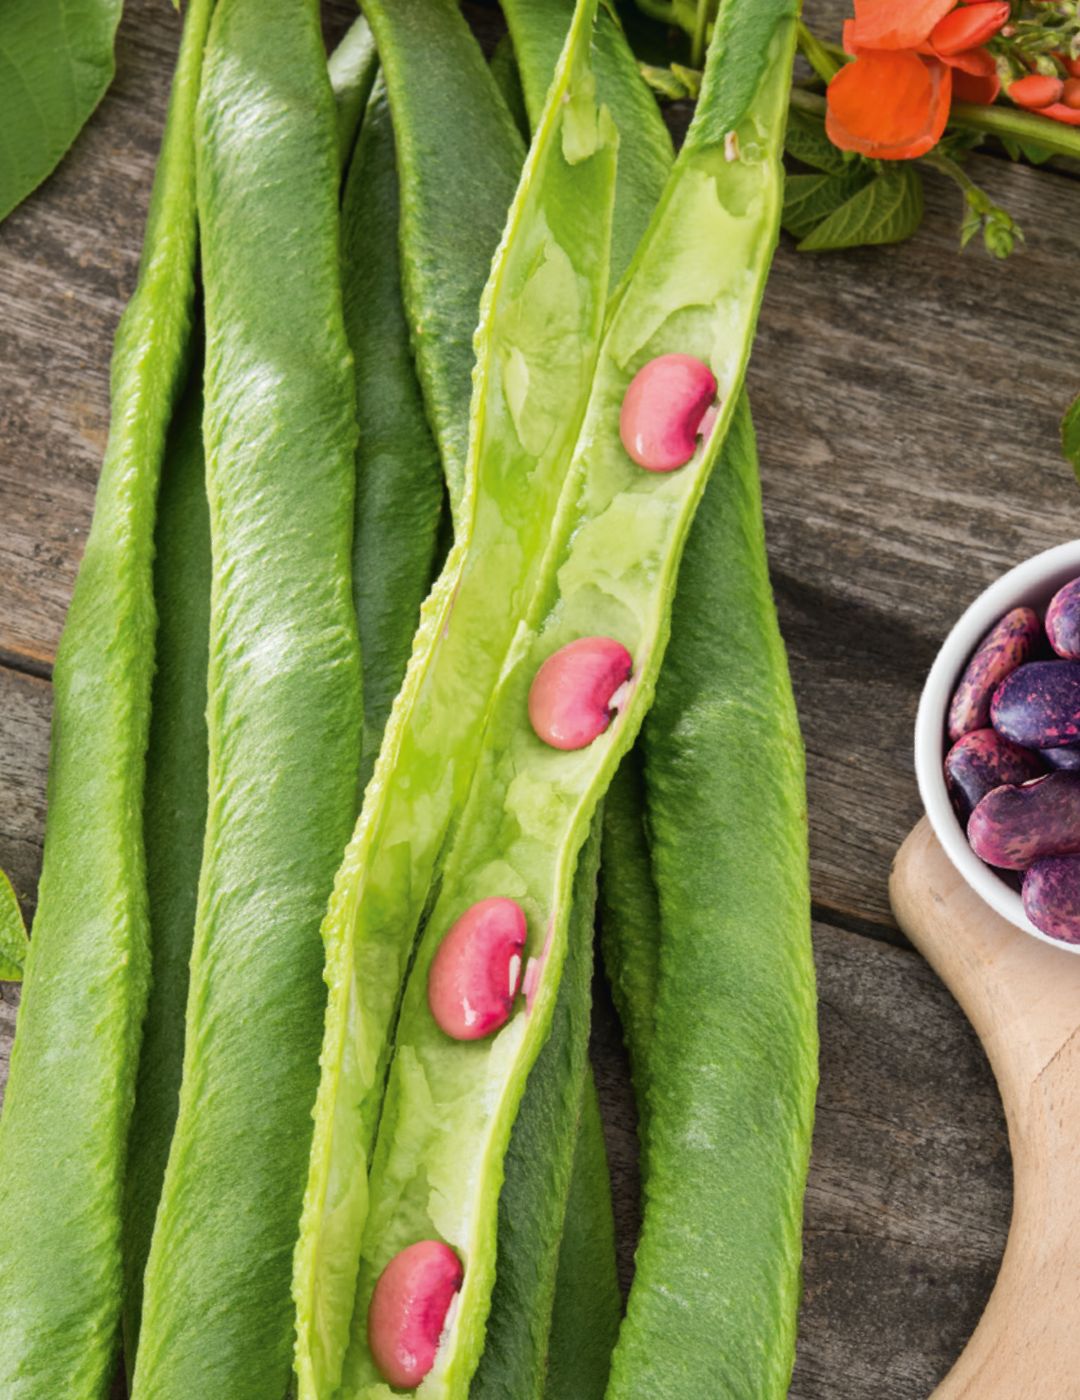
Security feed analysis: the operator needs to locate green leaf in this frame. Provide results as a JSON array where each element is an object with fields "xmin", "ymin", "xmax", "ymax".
[
  {"xmin": 0, "ymin": 869, "xmax": 29, "ymax": 981},
  {"xmin": 798, "ymin": 164, "xmax": 924, "ymax": 252},
  {"xmin": 0, "ymin": 0, "xmax": 124, "ymax": 223},
  {"xmin": 784, "ymin": 103, "xmax": 848, "ymax": 174},
  {"xmin": 782, "ymin": 167, "xmax": 871, "ymax": 242},
  {"xmin": 1063, "ymin": 391, "xmax": 1080, "ymax": 482}
]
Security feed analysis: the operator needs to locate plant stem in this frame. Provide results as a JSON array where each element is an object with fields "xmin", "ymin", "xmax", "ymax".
[
  {"xmin": 950, "ymin": 100, "xmax": 1080, "ymax": 160},
  {"xmin": 797, "ymin": 20, "xmax": 841, "ymax": 83}
]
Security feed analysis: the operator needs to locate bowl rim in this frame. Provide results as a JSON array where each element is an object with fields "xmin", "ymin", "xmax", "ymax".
[{"xmin": 914, "ymin": 538, "xmax": 1080, "ymax": 955}]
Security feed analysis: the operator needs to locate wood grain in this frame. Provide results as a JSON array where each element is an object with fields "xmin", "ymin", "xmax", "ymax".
[
  {"xmin": 4, "ymin": 0, "xmax": 1077, "ymax": 1392},
  {"xmin": 892, "ymin": 819, "xmax": 1080, "ymax": 1400}
]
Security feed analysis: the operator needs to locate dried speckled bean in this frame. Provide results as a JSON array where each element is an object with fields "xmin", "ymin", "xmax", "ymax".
[
  {"xmin": 968, "ymin": 772, "xmax": 1080, "ymax": 869},
  {"xmin": 948, "ymin": 606, "xmax": 1041, "ymax": 742},
  {"xmin": 1042, "ymin": 746, "xmax": 1080, "ymax": 771},
  {"xmin": 1023, "ymin": 854, "xmax": 1080, "ymax": 943},
  {"xmin": 1046, "ymin": 577, "xmax": 1080, "ymax": 660},
  {"xmin": 991, "ymin": 659, "xmax": 1080, "ymax": 749},
  {"xmin": 944, "ymin": 727, "xmax": 1044, "ymax": 823}
]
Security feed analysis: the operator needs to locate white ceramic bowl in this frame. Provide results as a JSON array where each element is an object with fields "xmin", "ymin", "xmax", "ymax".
[{"xmin": 915, "ymin": 539, "xmax": 1080, "ymax": 952}]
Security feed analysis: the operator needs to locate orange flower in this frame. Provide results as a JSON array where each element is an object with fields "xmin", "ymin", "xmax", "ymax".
[
  {"xmin": 827, "ymin": 49, "xmax": 953, "ymax": 159},
  {"xmin": 828, "ymin": 0, "xmax": 1008, "ymax": 159}
]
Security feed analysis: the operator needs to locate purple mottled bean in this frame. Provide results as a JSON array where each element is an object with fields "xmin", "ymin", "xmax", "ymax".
[
  {"xmin": 948, "ymin": 607, "xmax": 1041, "ymax": 742},
  {"xmin": 1046, "ymin": 578, "xmax": 1080, "ymax": 660},
  {"xmin": 991, "ymin": 659, "xmax": 1080, "ymax": 749},
  {"xmin": 943, "ymin": 728, "xmax": 1044, "ymax": 823},
  {"xmin": 1023, "ymin": 854, "xmax": 1080, "ymax": 944},
  {"xmin": 968, "ymin": 771, "xmax": 1080, "ymax": 869},
  {"xmin": 1041, "ymin": 746, "xmax": 1080, "ymax": 771}
]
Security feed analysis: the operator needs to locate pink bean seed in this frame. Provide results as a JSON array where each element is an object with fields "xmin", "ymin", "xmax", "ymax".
[
  {"xmin": 368, "ymin": 1240, "xmax": 463, "ymax": 1389},
  {"xmin": 619, "ymin": 353, "xmax": 718, "ymax": 472},
  {"xmin": 528, "ymin": 637, "xmax": 633, "ymax": 751},
  {"xmin": 428, "ymin": 897, "xmax": 526, "ymax": 1041}
]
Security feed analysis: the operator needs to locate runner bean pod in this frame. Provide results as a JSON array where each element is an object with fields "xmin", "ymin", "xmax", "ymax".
[
  {"xmin": 120, "ymin": 375, "xmax": 210, "ymax": 1366},
  {"xmin": 0, "ymin": 3, "xmax": 212, "ymax": 1390},
  {"xmin": 360, "ymin": 0, "xmax": 523, "ymax": 521},
  {"xmin": 0, "ymin": 867, "xmax": 28, "ymax": 982},
  {"xmin": 292, "ymin": 8, "xmax": 617, "ymax": 1392},
  {"xmin": 131, "ymin": 0, "xmax": 363, "ymax": 1392},
  {"xmin": 343, "ymin": 5, "xmax": 797, "ymax": 1393},
  {"xmin": 608, "ymin": 394, "xmax": 816, "ymax": 1400}
]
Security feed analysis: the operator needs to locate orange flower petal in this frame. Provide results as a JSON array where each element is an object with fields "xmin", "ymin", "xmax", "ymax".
[
  {"xmin": 929, "ymin": 2, "xmax": 1008, "ymax": 56},
  {"xmin": 827, "ymin": 50, "xmax": 953, "ymax": 159},
  {"xmin": 851, "ymin": 0, "xmax": 955, "ymax": 50},
  {"xmin": 1040, "ymin": 101, "xmax": 1080, "ymax": 126},
  {"xmin": 936, "ymin": 44, "xmax": 996, "ymax": 77},
  {"xmin": 952, "ymin": 68, "xmax": 1001, "ymax": 104}
]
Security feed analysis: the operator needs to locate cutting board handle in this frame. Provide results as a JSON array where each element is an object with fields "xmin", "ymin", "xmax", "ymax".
[{"xmin": 890, "ymin": 817, "xmax": 1080, "ymax": 1399}]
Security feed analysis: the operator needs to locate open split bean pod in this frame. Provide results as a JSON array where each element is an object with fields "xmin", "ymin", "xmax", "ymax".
[
  {"xmin": 947, "ymin": 606, "xmax": 1041, "ymax": 742},
  {"xmin": 967, "ymin": 771, "xmax": 1080, "ymax": 870}
]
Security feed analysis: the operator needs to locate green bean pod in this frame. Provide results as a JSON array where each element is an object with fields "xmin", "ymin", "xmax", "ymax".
[
  {"xmin": 472, "ymin": 820, "xmax": 601, "ymax": 1400},
  {"xmin": 544, "ymin": 1076, "xmax": 621, "ymax": 1400},
  {"xmin": 292, "ymin": 10, "xmax": 616, "ymax": 1393},
  {"xmin": 130, "ymin": 0, "xmax": 363, "ymax": 1392},
  {"xmin": 360, "ymin": 0, "xmax": 524, "ymax": 520},
  {"xmin": 0, "ymin": 2, "xmax": 212, "ymax": 1391},
  {"xmin": 329, "ymin": 16, "xmax": 378, "ymax": 174},
  {"xmin": 608, "ymin": 397, "xmax": 817, "ymax": 1400},
  {"xmin": 0, "ymin": 868, "xmax": 28, "ymax": 981},
  {"xmin": 342, "ymin": 79, "xmax": 446, "ymax": 796},
  {"xmin": 498, "ymin": 0, "xmax": 675, "ymax": 1118},
  {"xmin": 344, "ymin": 5, "xmax": 797, "ymax": 1395},
  {"xmin": 120, "ymin": 374, "xmax": 209, "ymax": 1366}
]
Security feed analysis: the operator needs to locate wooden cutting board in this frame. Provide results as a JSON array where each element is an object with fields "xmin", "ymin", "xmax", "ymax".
[{"xmin": 890, "ymin": 816, "xmax": 1080, "ymax": 1399}]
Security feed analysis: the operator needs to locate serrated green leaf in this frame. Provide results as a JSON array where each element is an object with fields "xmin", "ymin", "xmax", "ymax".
[
  {"xmin": 785, "ymin": 102, "xmax": 848, "ymax": 174},
  {"xmin": 782, "ymin": 167, "xmax": 871, "ymax": 241},
  {"xmin": 0, "ymin": 869, "xmax": 29, "ymax": 981},
  {"xmin": 1063, "ymin": 391, "xmax": 1080, "ymax": 481},
  {"xmin": 0, "ymin": 0, "xmax": 124, "ymax": 223},
  {"xmin": 798, "ymin": 164, "xmax": 924, "ymax": 252}
]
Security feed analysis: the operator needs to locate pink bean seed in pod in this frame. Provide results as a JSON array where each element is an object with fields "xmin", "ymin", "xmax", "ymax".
[
  {"xmin": 1046, "ymin": 577, "xmax": 1080, "ymax": 659},
  {"xmin": 368, "ymin": 1240, "xmax": 463, "ymax": 1389},
  {"xmin": 528, "ymin": 637, "xmax": 633, "ymax": 751},
  {"xmin": 967, "ymin": 771, "xmax": 1080, "ymax": 870},
  {"xmin": 947, "ymin": 606, "xmax": 1041, "ymax": 742},
  {"xmin": 619, "ymin": 353, "xmax": 718, "ymax": 472},
  {"xmin": 428, "ymin": 897, "xmax": 526, "ymax": 1041},
  {"xmin": 943, "ymin": 727, "xmax": 1044, "ymax": 824},
  {"xmin": 1023, "ymin": 854, "xmax": 1080, "ymax": 944}
]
